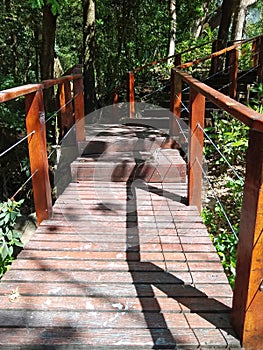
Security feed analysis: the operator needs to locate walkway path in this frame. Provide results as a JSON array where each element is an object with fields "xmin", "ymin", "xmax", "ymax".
[{"xmin": 0, "ymin": 124, "xmax": 241, "ymax": 349}]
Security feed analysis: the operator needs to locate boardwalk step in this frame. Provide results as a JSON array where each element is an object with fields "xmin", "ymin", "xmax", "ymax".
[{"xmin": 71, "ymin": 149, "xmax": 186, "ymax": 183}]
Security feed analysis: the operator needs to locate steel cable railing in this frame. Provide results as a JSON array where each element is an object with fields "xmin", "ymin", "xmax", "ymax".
[
  {"xmin": 0, "ymin": 131, "xmax": 35, "ymax": 158},
  {"xmin": 0, "ymin": 74, "xmax": 84, "ymax": 224},
  {"xmin": 196, "ymin": 157, "xmax": 239, "ymax": 240}
]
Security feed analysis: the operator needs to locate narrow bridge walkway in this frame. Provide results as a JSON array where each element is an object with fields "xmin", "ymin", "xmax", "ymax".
[{"xmin": 0, "ymin": 124, "xmax": 241, "ymax": 349}]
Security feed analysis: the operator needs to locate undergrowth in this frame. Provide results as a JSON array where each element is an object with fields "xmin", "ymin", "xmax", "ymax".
[
  {"xmin": 202, "ymin": 112, "xmax": 249, "ymax": 289},
  {"xmin": 0, "ymin": 199, "xmax": 24, "ymax": 278}
]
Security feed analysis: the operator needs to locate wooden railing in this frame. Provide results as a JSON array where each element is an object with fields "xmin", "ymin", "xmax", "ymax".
[
  {"xmin": 0, "ymin": 74, "xmax": 85, "ymax": 225},
  {"xmin": 171, "ymin": 68, "xmax": 263, "ymax": 350},
  {"xmin": 121, "ymin": 34, "xmax": 263, "ymax": 116}
]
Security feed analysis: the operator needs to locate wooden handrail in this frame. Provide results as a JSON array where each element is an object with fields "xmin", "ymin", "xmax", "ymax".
[
  {"xmin": 123, "ymin": 34, "xmax": 263, "ymax": 107},
  {"xmin": 133, "ymin": 41, "xmax": 212, "ymax": 73},
  {"xmin": 0, "ymin": 74, "xmax": 85, "ymax": 225},
  {"xmin": 171, "ymin": 68, "xmax": 263, "ymax": 349},
  {"xmin": 0, "ymin": 75, "xmax": 82, "ymax": 103},
  {"xmin": 174, "ymin": 69, "xmax": 263, "ymax": 132},
  {"xmin": 42, "ymin": 74, "xmax": 82, "ymax": 89},
  {"xmin": 0, "ymin": 84, "xmax": 43, "ymax": 103}
]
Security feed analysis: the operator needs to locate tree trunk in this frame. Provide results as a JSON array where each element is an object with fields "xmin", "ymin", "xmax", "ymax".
[
  {"xmin": 40, "ymin": 2, "xmax": 57, "ymax": 111},
  {"xmin": 191, "ymin": 1, "xmax": 210, "ymax": 39},
  {"xmin": 231, "ymin": 0, "xmax": 257, "ymax": 41},
  {"xmin": 217, "ymin": 0, "xmax": 235, "ymax": 50},
  {"xmin": 168, "ymin": 0, "xmax": 176, "ymax": 60},
  {"xmin": 216, "ymin": 0, "xmax": 235, "ymax": 72},
  {"xmin": 83, "ymin": 0, "xmax": 96, "ymax": 114},
  {"xmin": 40, "ymin": 2, "xmax": 57, "ymax": 81}
]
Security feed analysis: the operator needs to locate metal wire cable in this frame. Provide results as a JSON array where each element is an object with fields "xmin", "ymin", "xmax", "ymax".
[
  {"xmin": 197, "ymin": 123, "xmax": 244, "ymax": 183},
  {"xmin": 0, "ymin": 131, "xmax": 35, "ymax": 159},
  {"xmin": 48, "ymin": 123, "xmax": 76, "ymax": 160},
  {"xmin": 45, "ymin": 94, "xmax": 78, "ymax": 124},
  {"xmin": 174, "ymin": 93, "xmax": 190, "ymax": 114},
  {"xmin": 174, "ymin": 117, "xmax": 188, "ymax": 143},
  {"xmin": 141, "ymin": 82, "xmax": 170, "ymax": 101},
  {"xmin": 196, "ymin": 157, "xmax": 239, "ymax": 240},
  {"xmin": 11, "ymin": 169, "xmax": 38, "ymax": 200}
]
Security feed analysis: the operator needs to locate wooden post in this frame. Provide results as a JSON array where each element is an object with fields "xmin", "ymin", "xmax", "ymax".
[
  {"xmin": 258, "ymin": 36, "xmax": 263, "ymax": 83},
  {"xmin": 127, "ymin": 71, "xmax": 135, "ymax": 118},
  {"xmin": 232, "ymin": 129, "xmax": 263, "ymax": 350},
  {"xmin": 73, "ymin": 77, "xmax": 85, "ymax": 143},
  {"xmin": 170, "ymin": 69, "xmax": 181, "ymax": 136},
  {"xmin": 174, "ymin": 53, "xmax": 181, "ymax": 67},
  {"xmin": 25, "ymin": 90, "xmax": 52, "ymax": 225},
  {"xmin": 229, "ymin": 48, "xmax": 238, "ymax": 99},
  {"xmin": 59, "ymin": 80, "xmax": 74, "ymax": 137},
  {"xmin": 252, "ymin": 37, "xmax": 260, "ymax": 68},
  {"xmin": 188, "ymin": 87, "xmax": 205, "ymax": 212}
]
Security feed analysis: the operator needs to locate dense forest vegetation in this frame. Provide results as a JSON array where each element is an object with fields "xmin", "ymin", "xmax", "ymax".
[
  {"xmin": 1, "ymin": 0, "xmax": 262, "ymax": 107},
  {"xmin": 0, "ymin": 0, "xmax": 263, "ymax": 280}
]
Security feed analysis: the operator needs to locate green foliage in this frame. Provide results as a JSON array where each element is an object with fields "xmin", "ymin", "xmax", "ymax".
[
  {"xmin": 28, "ymin": 0, "xmax": 67, "ymax": 15},
  {"xmin": 56, "ymin": 0, "xmax": 82, "ymax": 71},
  {"xmin": 238, "ymin": 42, "xmax": 254, "ymax": 71},
  {"xmin": 248, "ymin": 82, "xmax": 263, "ymax": 114},
  {"xmin": 0, "ymin": 1, "xmax": 41, "ymax": 85},
  {"xmin": 204, "ymin": 112, "xmax": 248, "ymax": 168},
  {"xmin": 203, "ymin": 112, "xmax": 248, "ymax": 288},
  {"xmin": 202, "ymin": 208, "xmax": 238, "ymax": 289},
  {"xmin": 0, "ymin": 199, "xmax": 24, "ymax": 277}
]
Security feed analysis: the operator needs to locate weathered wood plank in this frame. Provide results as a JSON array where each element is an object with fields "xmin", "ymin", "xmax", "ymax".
[
  {"xmin": 0, "ymin": 327, "xmax": 199, "ymax": 349},
  {"xmin": 0, "ymin": 179, "xmax": 240, "ymax": 349}
]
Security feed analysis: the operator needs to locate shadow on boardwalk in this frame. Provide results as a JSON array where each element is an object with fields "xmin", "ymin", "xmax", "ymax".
[{"xmin": 126, "ymin": 179, "xmax": 236, "ymax": 349}]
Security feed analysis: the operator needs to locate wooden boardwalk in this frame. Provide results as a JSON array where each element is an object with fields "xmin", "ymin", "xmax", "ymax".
[{"xmin": 0, "ymin": 124, "xmax": 242, "ymax": 349}]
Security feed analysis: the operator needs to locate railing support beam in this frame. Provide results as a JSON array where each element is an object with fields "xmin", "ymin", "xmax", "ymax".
[
  {"xmin": 232, "ymin": 129, "xmax": 263, "ymax": 350},
  {"xmin": 229, "ymin": 48, "xmax": 238, "ymax": 99},
  {"xmin": 127, "ymin": 71, "xmax": 135, "ymax": 118},
  {"xmin": 258, "ymin": 36, "xmax": 263, "ymax": 83},
  {"xmin": 188, "ymin": 88, "xmax": 205, "ymax": 212},
  {"xmin": 25, "ymin": 90, "xmax": 52, "ymax": 225},
  {"xmin": 73, "ymin": 77, "xmax": 85, "ymax": 142},
  {"xmin": 170, "ymin": 69, "xmax": 182, "ymax": 136},
  {"xmin": 59, "ymin": 80, "xmax": 74, "ymax": 137}
]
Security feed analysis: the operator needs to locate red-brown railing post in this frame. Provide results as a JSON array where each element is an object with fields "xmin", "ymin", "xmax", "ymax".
[
  {"xmin": 258, "ymin": 36, "xmax": 263, "ymax": 83},
  {"xmin": 59, "ymin": 80, "xmax": 74, "ymax": 137},
  {"xmin": 170, "ymin": 69, "xmax": 181, "ymax": 136},
  {"xmin": 229, "ymin": 48, "xmax": 238, "ymax": 99},
  {"xmin": 232, "ymin": 129, "xmax": 263, "ymax": 350},
  {"xmin": 127, "ymin": 71, "xmax": 135, "ymax": 118},
  {"xmin": 188, "ymin": 87, "xmax": 205, "ymax": 212},
  {"xmin": 174, "ymin": 53, "xmax": 181, "ymax": 67},
  {"xmin": 252, "ymin": 37, "xmax": 260, "ymax": 68},
  {"xmin": 25, "ymin": 90, "xmax": 52, "ymax": 225},
  {"xmin": 73, "ymin": 77, "xmax": 85, "ymax": 142}
]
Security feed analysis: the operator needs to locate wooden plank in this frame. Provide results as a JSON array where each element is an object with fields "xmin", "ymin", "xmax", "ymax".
[
  {"xmin": 0, "ymin": 281, "xmax": 210, "ymax": 298},
  {"xmin": 0, "ymin": 327, "xmax": 199, "ymax": 349},
  {"xmin": 1, "ymin": 270, "xmax": 193, "ymax": 284}
]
